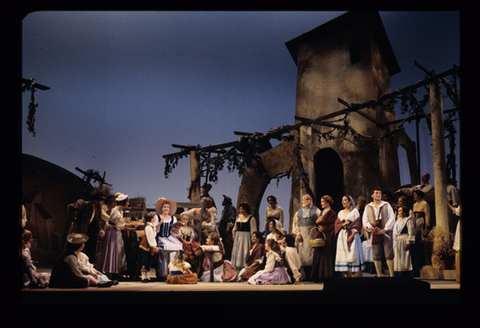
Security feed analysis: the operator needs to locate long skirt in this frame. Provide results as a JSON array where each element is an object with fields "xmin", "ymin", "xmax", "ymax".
[
  {"xmin": 248, "ymin": 265, "xmax": 290, "ymax": 285},
  {"xmin": 394, "ymin": 233, "xmax": 413, "ymax": 274},
  {"xmin": 96, "ymin": 226, "xmax": 127, "ymax": 274},
  {"xmin": 362, "ymin": 240, "xmax": 376, "ymax": 274},
  {"xmin": 199, "ymin": 260, "xmax": 238, "ymax": 282},
  {"xmin": 156, "ymin": 235, "xmax": 183, "ymax": 278},
  {"xmin": 239, "ymin": 262, "xmax": 264, "ymax": 281},
  {"xmin": 310, "ymin": 232, "xmax": 335, "ymax": 281},
  {"xmin": 231, "ymin": 231, "xmax": 251, "ymax": 270},
  {"xmin": 335, "ymin": 231, "xmax": 365, "ymax": 272}
]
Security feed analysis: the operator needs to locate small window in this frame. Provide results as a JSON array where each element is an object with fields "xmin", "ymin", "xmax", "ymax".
[{"xmin": 349, "ymin": 39, "xmax": 360, "ymax": 64}]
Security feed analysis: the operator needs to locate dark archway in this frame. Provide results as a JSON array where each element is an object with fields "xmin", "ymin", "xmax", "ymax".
[{"xmin": 314, "ymin": 148, "xmax": 344, "ymax": 214}]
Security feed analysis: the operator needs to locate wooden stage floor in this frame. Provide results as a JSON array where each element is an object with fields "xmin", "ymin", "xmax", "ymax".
[{"xmin": 22, "ymin": 267, "xmax": 460, "ymax": 306}]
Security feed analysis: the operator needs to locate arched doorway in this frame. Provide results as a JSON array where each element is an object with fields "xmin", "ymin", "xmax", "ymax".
[{"xmin": 314, "ymin": 148, "xmax": 344, "ymax": 214}]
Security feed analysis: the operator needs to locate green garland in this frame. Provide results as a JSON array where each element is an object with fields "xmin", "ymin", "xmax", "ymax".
[{"xmin": 22, "ymin": 78, "xmax": 39, "ymax": 137}]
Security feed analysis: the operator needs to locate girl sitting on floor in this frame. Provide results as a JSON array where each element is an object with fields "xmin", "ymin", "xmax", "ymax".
[
  {"xmin": 200, "ymin": 232, "xmax": 238, "ymax": 282},
  {"xmin": 165, "ymin": 249, "xmax": 198, "ymax": 284},
  {"xmin": 248, "ymin": 238, "xmax": 290, "ymax": 285}
]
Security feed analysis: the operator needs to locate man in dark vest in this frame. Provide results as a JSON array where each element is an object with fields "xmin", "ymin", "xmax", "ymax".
[{"xmin": 362, "ymin": 187, "xmax": 395, "ymax": 277}]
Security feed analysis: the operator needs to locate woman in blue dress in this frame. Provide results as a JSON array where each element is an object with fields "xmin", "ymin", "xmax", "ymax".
[{"xmin": 154, "ymin": 198, "xmax": 183, "ymax": 279}]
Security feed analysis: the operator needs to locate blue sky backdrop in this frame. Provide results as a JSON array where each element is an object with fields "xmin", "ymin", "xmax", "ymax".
[{"xmin": 22, "ymin": 11, "xmax": 460, "ymax": 229}]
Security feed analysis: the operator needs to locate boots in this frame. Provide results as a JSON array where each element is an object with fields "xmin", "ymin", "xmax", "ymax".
[
  {"xmin": 387, "ymin": 259, "xmax": 395, "ymax": 277},
  {"xmin": 374, "ymin": 260, "xmax": 383, "ymax": 277},
  {"xmin": 141, "ymin": 268, "xmax": 150, "ymax": 283}
]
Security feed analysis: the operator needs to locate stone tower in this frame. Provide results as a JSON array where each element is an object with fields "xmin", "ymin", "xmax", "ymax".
[{"xmin": 285, "ymin": 11, "xmax": 404, "ymax": 214}]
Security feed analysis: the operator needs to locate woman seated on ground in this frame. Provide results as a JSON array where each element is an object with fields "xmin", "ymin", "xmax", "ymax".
[
  {"xmin": 248, "ymin": 238, "xmax": 290, "ymax": 285},
  {"xmin": 50, "ymin": 233, "xmax": 113, "ymax": 288},
  {"xmin": 200, "ymin": 232, "xmax": 238, "ymax": 282},
  {"xmin": 238, "ymin": 231, "xmax": 266, "ymax": 282}
]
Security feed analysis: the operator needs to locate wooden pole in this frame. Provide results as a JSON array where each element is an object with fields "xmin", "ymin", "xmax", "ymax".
[
  {"xmin": 430, "ymin": 77, "xmax": 449, "ymax": 236},
  {"xmin": 189, "ymin": 151, "xmax": 201, "ymax": 202}
]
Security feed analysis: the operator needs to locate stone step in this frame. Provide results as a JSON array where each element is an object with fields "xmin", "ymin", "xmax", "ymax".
[{"xmin": 420, "ymin": 268, "xmax": 457, "ymax": 280}]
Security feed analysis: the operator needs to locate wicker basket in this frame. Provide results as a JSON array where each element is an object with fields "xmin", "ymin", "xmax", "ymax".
[{"xmin": 309, "ymin": 227, "xmax": 326, "ymax": 248}]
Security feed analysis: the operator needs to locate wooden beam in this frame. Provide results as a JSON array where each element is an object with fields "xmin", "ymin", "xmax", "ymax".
[{"xmin": 294, "ymin": 116, "xmax": 346, "ymax": 130}]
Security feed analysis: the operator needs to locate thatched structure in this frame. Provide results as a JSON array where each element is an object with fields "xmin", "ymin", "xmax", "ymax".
[{"xmin": 22, "ymin": 154, "xmax": 87, "ymax": 264}]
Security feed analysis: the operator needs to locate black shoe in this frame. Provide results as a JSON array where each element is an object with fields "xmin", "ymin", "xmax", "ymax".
[
  {"xmin": 28, "ymin": 282, "xmax": 47, "ymax": 289},
  {"xmin": 112, "ymin": 280, "xmax": 119, "ymax": 285},
  {"xmin": 141, "ymin": 279, "xmax": 150, "ymax": 283},
  {"xmin": 97, "ymin": 281, "xmax": 114, "ymax": 288}
]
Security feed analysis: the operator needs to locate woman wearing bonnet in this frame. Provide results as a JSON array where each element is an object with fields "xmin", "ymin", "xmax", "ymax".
[
  {"xmin": 334, "ymin": 195, "xmax": 365, "ymax": 277},
  {"xmin": 96, "ymin": 193, "xmax": 130, "ymax": 280}
]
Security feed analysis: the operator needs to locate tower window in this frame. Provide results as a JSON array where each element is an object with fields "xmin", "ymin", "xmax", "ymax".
[{"xmin": 349, "ymin": 39, "xmax": 360, "ymax": 64}]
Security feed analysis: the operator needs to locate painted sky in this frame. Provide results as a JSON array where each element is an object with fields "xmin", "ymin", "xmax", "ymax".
[{"xmin": 22, "ymin": 11, "xmax": 460, "ymax": 230}]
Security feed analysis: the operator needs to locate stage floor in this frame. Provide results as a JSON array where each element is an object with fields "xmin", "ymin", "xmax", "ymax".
[{"xmin": 22, "ymin": 267, "xmax": 460, "ymax": 306}]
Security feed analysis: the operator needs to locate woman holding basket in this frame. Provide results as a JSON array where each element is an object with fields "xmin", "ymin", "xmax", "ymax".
[{"xmin": 310, "ymin": 195, "xmax": 337, "ymax": 282}]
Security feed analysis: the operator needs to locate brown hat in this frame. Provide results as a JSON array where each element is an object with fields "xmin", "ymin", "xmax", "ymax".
[
  {"xmin": 155, "ymin": 197, "xmax": 177, "ymax": 216},
  {"xmin": 66, "ymin": 233, "xmax": 89, "ymax": 245}
]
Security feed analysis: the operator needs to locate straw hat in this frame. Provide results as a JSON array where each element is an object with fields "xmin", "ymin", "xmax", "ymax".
[
  {"xmin": 155, "ymin": 197, "xmax": 177, "ymax": 216},
  {"xmin": 66, "ymin": 233, "xmax": 89, "ymax": 245}
]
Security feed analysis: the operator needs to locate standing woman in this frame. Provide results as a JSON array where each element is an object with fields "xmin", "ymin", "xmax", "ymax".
[
  {"xmin": 96, "ymin": 193, "xmax": 130, "ymax": 280},
  {"xmin": 412, "ymin": 190, "xmax": 430, "ymax": 268},
  {"xmin": 263, "ymin": 195, "xmax": 284, "ymax": 233},
  {"xmin": 292, "ymin": 194, "xmax": 321, "ymax": 280},
  {"xmin": 393, "ymin": 206, "xmax": 416, "ymax": 277},
  {"xmin": 154, "ymin": 197, "xmax": 184, "ymax": 279},
  {"xmin": 310, "ymin": 195, "xmax": 337, "ymax": 282},
  {"xmin": 231, "ymin": 202, "xmax": 257, "ymax": 271},
  {"xmin": 334, "ymin": 195, "xmax": 365, "ymax": 277}
]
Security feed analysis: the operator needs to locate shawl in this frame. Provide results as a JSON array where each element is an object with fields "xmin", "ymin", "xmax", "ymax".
[
  {"xmin": 335, "ymin": 209, "xmax": 362, "ymax": 251},
  {"xmin": 245, "ymin": 242, "xmax": 266, "ymax": 267},
  {"xmin": 316, "ymin": 208, "xmax": 337, "ymax": 238}
]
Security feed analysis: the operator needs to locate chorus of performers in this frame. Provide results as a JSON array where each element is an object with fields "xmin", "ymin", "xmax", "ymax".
[{"xmin": 22, "ymin": 173, "xmax": 461, "ymax": 288}]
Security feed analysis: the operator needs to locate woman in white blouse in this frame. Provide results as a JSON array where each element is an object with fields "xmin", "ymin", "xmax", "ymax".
[
  {"xmin": 263, "ymin": 195, "xmax": 284, "ymax": 232},
  {"xmin": 231, "ymin": 202, "xmax": 257, "ymax": 271}
]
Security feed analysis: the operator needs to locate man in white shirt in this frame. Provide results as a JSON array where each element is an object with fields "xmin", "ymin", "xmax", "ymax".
[{"xmin": 362, "ymin": 187, "xmax": 395, "ymax": 277}]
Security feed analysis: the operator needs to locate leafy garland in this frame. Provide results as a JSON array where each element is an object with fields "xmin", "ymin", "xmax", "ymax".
[
  {"xmin": 163, "ymin": 68, "xmax": 460, "ymax": 192},
  {"xmin": 22, "ymin": 78, "xmax": 39, "ymax": 137}
]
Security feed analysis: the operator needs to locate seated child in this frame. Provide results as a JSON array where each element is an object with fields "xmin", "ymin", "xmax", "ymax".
[
  {"xmin": 200, "ymin": 232, "xmax": 238, "ymax": 282},
  {"xmin": 175, "ymin": 213, "xmax": 203, "ymax": 272},
  {"xmin": 165, "ymin": 249, "xmax": 198, "ymax": 284},
  {"xmin": 22, "ymin": 230, "xmax": 49, "ymax": 288}
]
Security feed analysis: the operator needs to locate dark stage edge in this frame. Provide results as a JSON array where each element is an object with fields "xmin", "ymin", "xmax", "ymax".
[{"xmin": 22, "ymin": 277, "xmax": 460, "ymax": 305}]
